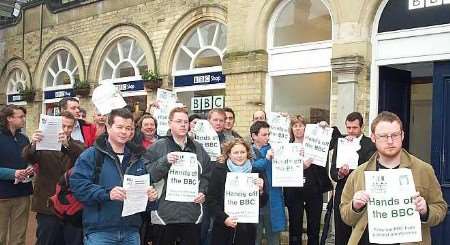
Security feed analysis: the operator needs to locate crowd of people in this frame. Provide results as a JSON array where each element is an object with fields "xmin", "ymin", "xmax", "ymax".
[{"xmin": 0, "ymin": 97, "xmax": 447, "ymax": 245}]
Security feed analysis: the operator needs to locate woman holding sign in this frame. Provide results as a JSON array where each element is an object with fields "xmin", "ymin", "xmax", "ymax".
[
  {"xmin": 282, "ymin": 115, "xmax": 332, "ymax": 245},
  {"xmin": 207, "ymin": 138, "xmax": 267, "ymax": 245}
]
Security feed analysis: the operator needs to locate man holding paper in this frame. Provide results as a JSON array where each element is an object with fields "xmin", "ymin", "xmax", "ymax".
[
  {"xmin": 340, "ymin": 111, "xmax": 447, "ymax": 244},
  {"xmin": 330, "ymin": 112, "xmax": 376, "ymax": 245}
]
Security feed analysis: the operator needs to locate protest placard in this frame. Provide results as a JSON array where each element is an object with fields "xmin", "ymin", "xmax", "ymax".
[
  {"xmin": 36, "ymin": 114, "xmax": 62, "ymax": 151},
  {"xmin": 267, "ymin": 112, "xmax": 290, "ymax": 144},
  {"xmin": 91, "ymin": 82, "xmax": 126, "ymax": 115},
  {"xmin": 272, "ymin": 143, "xmax": 303, "ymax": 187},
  {"xmin": 336, "ymin": 138, "xmax": 360, "ymax": 169},
  {"xmin": 303, "ymin": 124, "xmax": 333, "ymax": 167},
  {"xmin": 365, "ymin": 169, "xmax": 422, "ymax": 244},
  {"xmin": 224, "ymin": 172, "xmax": 259, "ymax": 223},
  {"xmin": 192, "ymin": 119, "xmax": 221, "ymax": 161},
  {"xmin": 165, "ymin": 152, "xmax": 199, "ymax": 202},
  {"xmin": 154, "ymin": 89, "xmax": 177, "ymax": 137}
]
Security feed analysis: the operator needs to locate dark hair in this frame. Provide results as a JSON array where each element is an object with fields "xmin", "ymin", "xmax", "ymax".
[
  {"xmin": 371, "ymin": 111, "xmax": 403, "ymax": 133},
  {"xmin": 289, "ymin": 115, "xmax": 307, "ymax": 141},
  {"xmin": 60, "ymin": 111, "xmax": 76, "ymax": 122},
  {"xmin": 58, "ymin": 97, "xmax": 79, "ymax": 111},
  {"xmin": 223, "ymin": 107, "xmax": 235, "ymax": 118},
  {"xmin": 137, "ymin": 114, "xmax": 158, "ymax": 130},
  {"xmin": 207, "ymin": 108, "xmax": 226, "ymax": 120},
  {"xmin": 0, "ymin": 105, "xmax": 26, "ymax": 128},
  {"xmin": 108, "ymin": 108, "xmax": 134, "ymax": 126},
  {"xmin": 346, "ymin": 112, "xmax": 364, "ymax": 127},
  {"xmin": 189, "ymin": 113, "xmax": 202, "ymax": 123},
  {"xmin": 250, "ymin": 120, "xmax": 270, "ymax": 137},
  {"xmin": 168, "ymin": 107, "xmax": 188, "ymax": 121}
]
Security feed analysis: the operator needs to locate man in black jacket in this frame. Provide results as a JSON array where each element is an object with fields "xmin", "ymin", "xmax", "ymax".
[{"xmin": 330, "ymin": 112, "xmax": 376, "ymax": 245}]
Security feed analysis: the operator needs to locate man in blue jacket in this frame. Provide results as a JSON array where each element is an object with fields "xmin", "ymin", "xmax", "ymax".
[{"xmin": 70, "ymin": 108, "xmax": 157, "ymax": 245}]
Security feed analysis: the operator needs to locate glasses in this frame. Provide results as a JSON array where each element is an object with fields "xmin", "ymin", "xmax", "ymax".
[{"xmin": 375, "ymin": 131, "xmax": 402, "ymax": 142}]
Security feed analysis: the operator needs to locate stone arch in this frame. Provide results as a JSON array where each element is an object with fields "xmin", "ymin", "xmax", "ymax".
[
  {"xmin": 0, "ymin": 57, "xmax": 32, "ymax": 103},
  {"xmin": 158, "ymin": 4, "xmax": 227, "ymax": 80},
  {"xmin": 88, "ymin": 23, "xmax": 156, "ymax": 84},
  {"xmin": 34, "ymin": 37, "xmax": 86, "ymax": 91}
]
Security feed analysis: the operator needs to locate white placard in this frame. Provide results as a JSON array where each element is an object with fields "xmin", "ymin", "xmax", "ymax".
[
  {"xmin": 91, "ymin": 82, "xmax": 127, "ymax": 115},
  {"xmin": 36, "ymin": 114, "xmax": 62, "ymax": 151},
  {"xmin": 365, "ymin": 169, "xmax": 422, "ymax": 244},
  {"xmin": 224, "ymin": 172, "xmax": 259, "ymax": 223},
  {"xmin": 165, "ymin": 152, "xmax": 199, "ymax": 202},
  {"xmin": 192, "ymin": 120, "xmax": 221, "ymax": 161},
  {"xmin": 267, "ymin": 112, "xmax": 290, "ymax": 144},
  {"xmin": 122, "ymin": 174, "xmax": 150, "ymax": 217},
  {"xmin": 303, "ymin": 124, "xmax": 333, "ymax": 167},
  {"xmin": 336, "ymin": 138, "xmax": 360, "ymax": 170},
  {"xmin": 272, "ymin": 143, "xmax": 304, "ymax": 187},
  {"xmin": 154, "ymin": 89, "xmax": 177, "ymax": 137}
]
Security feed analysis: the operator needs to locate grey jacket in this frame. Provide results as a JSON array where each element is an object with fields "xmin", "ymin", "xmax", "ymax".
[{"xmin": 144, "ymin": 135, "xmax": 212, "ymax": 225}]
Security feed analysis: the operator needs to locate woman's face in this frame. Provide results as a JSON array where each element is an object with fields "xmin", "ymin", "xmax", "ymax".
[
  {"xmin": 189, "ymin": 118, "xmax": 199, "ymax": 131},
  {"xmin": 229, "ymin": 143, "xmax": 248, "ymax": 166},
  {"xmin": 292, "ymin": 122, "xmax": 306, "ymax": 140}
]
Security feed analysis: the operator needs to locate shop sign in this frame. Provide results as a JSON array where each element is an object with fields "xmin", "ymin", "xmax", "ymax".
[
  {"xmin": 114, "ymin": 80, "xmax": 144, "ymax": 93},
  {"xmin": 409, "ymin": 0, "xmax": 450, "ymax": 10},
  {"xmin": 8, "ymin": 94, "xmax": 24, "ymax": 103},
  {"xmin": 175, "ymin": 72, "xmax": 225, "ymax": 87},
  {"xmin": 191, "ymin": 96, "xmax": 224, "ymax": 111},
  {"xmin": 44, "ymin": 89, "xmax": 75, "ymax": 100}
]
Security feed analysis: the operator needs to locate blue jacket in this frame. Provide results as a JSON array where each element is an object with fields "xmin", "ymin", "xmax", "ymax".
[
  {"xmin": 70, "ymin": 134, "xmax": 152, "ymax": 235},
  {"xmin": 252, "ymin": 144, "xmax": 286, "ymax": 232}
]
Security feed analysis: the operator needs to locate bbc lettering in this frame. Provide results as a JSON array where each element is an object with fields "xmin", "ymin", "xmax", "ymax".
[
  {"xmin": 193, "ymin": 74, "xmax": 222, "ymax": 84},
  {"xmin": 409, "ymin": 0, "xmax": 450, "ymax": 10},
  {"xmin": 191, "ymin": 96, "xmax": 224, "ymax": 111}
]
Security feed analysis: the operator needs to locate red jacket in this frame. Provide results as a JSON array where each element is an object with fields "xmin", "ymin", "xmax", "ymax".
[{"xmin": 80, "ymin": 120, "xmax": 96, "ymax": 147}]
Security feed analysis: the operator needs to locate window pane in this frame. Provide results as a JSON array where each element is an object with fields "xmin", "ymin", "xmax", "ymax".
[
  {"xmin": 55, "ymin": 72, "xmax": 71, "ymax": 86},
  {"xmin": 273, "ymin": 0, "xmax": 331, "ymax": 47},
  {"xmin": 17, "ymin": 82, "xmax": 24, "ymax": 92},
  {"xmin": 272, "ymin": 72, "xmax": 331, "ymax": 123},
  {"xmin": 199, "ymin": 23, "xmax": 217, "ymax": 46},
  {"xmin": 216, "ymin": 24, "xmax": 227, "ymax": 51},
  {"xmin": 108, "ymin": 46, "xmax": 120, "ymax": 65},
  {"xmin": 176, "ymin": 49, "xmax": 192, "ymax": 70},
  {"xmin": 120, "ymin": 39, "xmax": 133, "ymax": 59},
  {"xmin": 131, "ymin": 43, "xmax": 144, "ymax": 63},
  {"xmin": 102, "ymin": 62, "xmax": 114, "ymax": 80},
  {"xmin": 45, "ymin": 72, "xmax": 53, "ymax": 87},
  {"xmin": 60, "ymin": 50, "xmax": 68, "ymax": 69},
  {"xmin": 116, "ymin": 62, "xmax": 135, "ymax": 78},
  {"xmin": 194, "ymin": 49, "xmax": 221, "ymax": 68},
  {"xmin": 184, "ymin": 30, "xmax": 201, "ymax": 54},
  {"xmin": 50, "ymin": 58, "xmax": 59, "ymax": 74}
]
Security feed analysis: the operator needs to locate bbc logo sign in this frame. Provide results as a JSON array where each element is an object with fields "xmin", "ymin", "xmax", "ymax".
[
  {"xmin": 191, "ymin": 96, "xmax": 224, "ymax": 111},
  {"xmin": 409, "ymin": 0, "xmax": 450, "ymax": 10}
]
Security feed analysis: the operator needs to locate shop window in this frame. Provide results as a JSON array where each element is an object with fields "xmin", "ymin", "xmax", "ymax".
[
  {"xmin": 272, "ymin": 0, "xmax": 331, "ymax": 47},
  {"xmin": 100, "ymin": 38, "xmax": 147, "ymax": 81},
  {"xmin": 44, "ymin": 50, "xmax": 79, "ymax": 88},
  {"xmin": 174, "ymin": 22, "xmax": 226, "ymax": 72}
]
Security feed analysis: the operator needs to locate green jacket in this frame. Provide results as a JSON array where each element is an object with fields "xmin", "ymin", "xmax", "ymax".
[{"xmin": 340, "ymin": 149, "xmax": 447, "ymax": 245}]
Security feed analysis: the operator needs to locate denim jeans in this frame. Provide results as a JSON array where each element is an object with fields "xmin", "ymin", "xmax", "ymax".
[{"xmin": 84, "ymin": 228, "xmax": 140, "ymax": 245}]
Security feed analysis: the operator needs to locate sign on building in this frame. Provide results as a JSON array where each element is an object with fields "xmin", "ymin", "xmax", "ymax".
[
  {"xmin": 191, "ymin": 96, "xmax": 224, "ymax": 111},
  {"xmin": 409, "ymin": 0, "xmax": 450, "ymax": 10}
]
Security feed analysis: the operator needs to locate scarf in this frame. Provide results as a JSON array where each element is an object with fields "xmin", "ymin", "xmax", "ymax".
[{"xmin": 226, "ymin": 158, "xmax": 252, "ymax": 173}]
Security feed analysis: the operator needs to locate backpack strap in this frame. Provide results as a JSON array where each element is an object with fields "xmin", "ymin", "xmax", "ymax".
[{"xmin": 93, "ymin": 148, "xmax": 104, "ymax": 184}]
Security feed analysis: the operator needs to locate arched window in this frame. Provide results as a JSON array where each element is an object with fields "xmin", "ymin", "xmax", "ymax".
[
  {"xmin": 7, "ymin": 69, "xmax": 26, "ymax": 94},
  {"xmin": 44, "ymin": 50, "xmax": 79, "ymax": 88},
  {"xmin": 100, "ymin": 38, "xmax": 147, "ymax": 82},
  {"xmin": 174, "ymin": 22, "xmax": 226, "ymax": 72}
]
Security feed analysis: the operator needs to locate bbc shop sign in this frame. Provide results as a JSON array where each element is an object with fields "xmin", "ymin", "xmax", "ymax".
[
  {"xmin": 409, "ymin": 0, "xmax": 450, "ymax": 9},
  {"xmin": 191, "ymin": 96, "xmax": 224, "ymax": 111},
  {"xmin": 174, "ymin": 72, "xmax": 225, "ymax": 87}
]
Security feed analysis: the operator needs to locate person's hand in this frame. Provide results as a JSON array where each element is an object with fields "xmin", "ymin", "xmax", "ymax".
[
  {"xmin": 58, "ymin": 131, "xmax": 69, "ymax": 147},
  {"xmin": 217, "ymin": 154, "xmax": 225, "ymax": 164},
  {"xmin": 318, "ymin": 121, "xmax": 329, "ymax": 128},
  {"xmin": 14, "ymin": 169, "xmax": 28, "ymax": 181},
  {"xmin": 413, "ymin": 192, "xmax": 428, "ymax": 216},
  {"xmin": 167, "ymin": 152, "xmax": 179, "ymax": 164},
  {"xmin": 345, "ymin": 135, "xmax": 355, "ymax": 141},
  {"xmin": 303, "ymin": 158, "xmax": 313, "ymax": 169},
  {"xmin": 255, "ymin": 178, "xmax": 264, "ymax": 192},
  {"xmin": 266, "ymin": 149, "xmax": 273, "ymax": 160},
  {"xmin": 352, "ymin": 190, "xmax": 370, "ymax": 211},
  {"xmin": 31, "ymin": 130, "xmax": 43, "ymax": 145},
  {"xmin": 224, "ymin": 217, "xmax": 238, "ymax": 228},
  {"xmin": 150, "ymin": 100, "xmax": 161, "ymax": 109},
  {"xmin": 147, "ymin": 186, "xmax": 158, "ymax": 202},
  {"xmin": 338, "ymin": 164, "xmax": 350, "ymax": 178},
  {"xmin": 194, "ymin": 192, "xmax": 205, "ymax": 204},
  {"xmin": 110, "ymin": 186, "xmax": 127, "ymax": 201}
]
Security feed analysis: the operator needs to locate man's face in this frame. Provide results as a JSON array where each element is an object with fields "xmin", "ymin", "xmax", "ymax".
[
  {"xmin": 141, "ymin": 118, "xmax": 156, "ymax": 138},
  {"xmin": 224, "ymin": 111, "xmax": 235, "ymax": 130},
  {"xmin": 7, "ymin": 109, "xmax": 26, "ymax": 129},
  {"xmin": 252, "ymin": 127, "xmax": 270, "ymax": 146},
  {"xmin": 346, "ymin": 119, "xmax": 363, "ymax": 138},
  {"xmin": 169, "ymin": 112, "xmax": 189, "ymax": 138},
  {"xmin": 371, "ymin": 121, "xmax": 404, "ymax": 159},
  {"xmin": 253, "ymin": 111, "xmax": 266, "ymax": 122},
  {"xmin": 94, "ymin": 113, "xmax": 107, "ymax": 125},
  {"xmin": 107, "ymin": 116, "xmax": 134, "ymax": 146},
  {"xmin": 65, "ymin": 101, "xmax": 80, "ymax": 119},
  {"xmin": 209, "ymin": 112, "xmax": 225, "ymax": 133},
  {"xmin": 62, "ymin": 116, "xmax": 75, "ymax": 137}
]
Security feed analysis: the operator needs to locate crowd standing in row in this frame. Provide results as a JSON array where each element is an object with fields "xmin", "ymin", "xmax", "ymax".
[{"xmin": 0, "ymin": 97, "xmax": 446, "ymax": 245}]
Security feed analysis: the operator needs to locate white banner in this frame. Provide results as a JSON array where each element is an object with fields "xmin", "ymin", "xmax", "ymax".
[
  {"xmin": 192, "ymin": 120, "xmax": 221, "ymax": 161},
  {"xmin": 303, "ymin": 124, "xmax": 333, "ymax": 167},
  {"xmin": 154, "ymin": 89, "xmax": 177, "ymax": 137},
  {"xmin": 91, "ymin": 82, "xmax": 127, "ymax": 115},
  {"xmin": 267, "ymin": 112, "xmax": 290, "ymax": 144},
  {"xmin": 36, "ymin": 115, "xmax": 62, "ymax": 151},
  {"xmin": 272, "ymin": 143, "xmax": 303, "ymax": 187},
  {"xmin": 336, "ymin": 138, "xmax": 360, "ymax": 170},
  {"xmin": 224, "ymin": 172, "xmax": 259, "ymax": 223},
  {"xmin": 365, "ymin": 169, "xmax": 422, "ymax": 244},
  {"xmin": 165, "ymin": 152, "xmax": 199, "ymax": 202}
]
